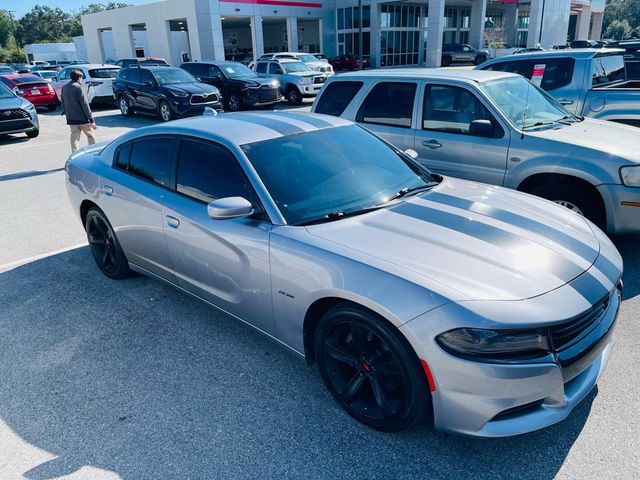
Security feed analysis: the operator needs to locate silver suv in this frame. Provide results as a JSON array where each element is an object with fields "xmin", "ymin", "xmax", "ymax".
[
  {"xmin": 253, "ymin": 59, "xmax": 326, "ymax": 104},
  {"xmin": 251, "ymin": 52, "xmax": 334, "ymax": 76},
  {"xmin": 312, "ymin": 69, "xmax": 640, "ymax": 234}
]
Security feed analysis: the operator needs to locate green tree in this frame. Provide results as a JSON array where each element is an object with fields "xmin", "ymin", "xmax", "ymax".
[
  {"xmin": 15, "ymin": 6, "xmax": 76, "ymax": 45},
  {"xmin": 0, "ymin": 10, "xmax": 13, "ymax": 47},
  {"xmin": 604, "ymin": 19, "xmax": 633, "ymax": 39},
  {"xmin": 603, "ymin": 0, "xmax": 640, "ymax": 38}
]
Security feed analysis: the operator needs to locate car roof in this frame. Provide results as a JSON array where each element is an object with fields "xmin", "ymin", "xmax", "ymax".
[
  {"xmin": 0, "ymin": 73, "xmax": 42, "ymax": 81},
  {"xmin": 328, "ymin": 68, "xmax": 515, "ymax": 83},
  {"xmin": 64, "ymin": 64, "xmax": 119, "ymax": 70},
  {"xmin": 125, "ymin": 112, "xmax": 353, "ymax": 146}
]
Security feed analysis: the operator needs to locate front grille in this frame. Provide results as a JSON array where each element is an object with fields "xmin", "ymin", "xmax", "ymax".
[
  {"xmin": 190, "ymin": 93, "xmax": 219, "ymax": 105},
  {"xmin": 0, "ymin": 109, "xmax": 29, "ymax": 121},
  {"xmin": 313, "ymin": 76, "xmax": 326, "ymax": 84},
  {"xmin": 0, "ymin": 119, "xmax": 33, "ymax": 132},
  {"xmin": 257, "ymin": 87, "xmax": 279, "ymax": 103},
  {"xmin": 549, "ymin": 294, "xmax": 610, "ymax": 350}
]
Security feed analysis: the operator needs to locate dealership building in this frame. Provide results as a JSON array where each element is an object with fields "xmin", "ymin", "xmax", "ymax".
[{"xmin": 81, "ymin": 0, "xmax": 606, "ymax": 68}]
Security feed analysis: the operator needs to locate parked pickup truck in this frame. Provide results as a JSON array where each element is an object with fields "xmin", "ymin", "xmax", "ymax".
[
  {"xmin": 311, "ymin": 69, "xmax": 640, "ymax": 234},
  {"xmin": 477, "ymin": 49, "xmax": 640, "ymax": 127}
]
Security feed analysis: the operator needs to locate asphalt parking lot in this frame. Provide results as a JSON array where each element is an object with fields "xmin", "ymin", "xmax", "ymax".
[{"xmin": 0, "ymin": 105, "xmax": 639, "ymax": 480}]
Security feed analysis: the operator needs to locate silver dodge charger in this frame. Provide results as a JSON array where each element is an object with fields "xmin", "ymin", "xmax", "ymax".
[{"xmin": 65, "ymin": 112, "xmax": 623, "ymax": 436}]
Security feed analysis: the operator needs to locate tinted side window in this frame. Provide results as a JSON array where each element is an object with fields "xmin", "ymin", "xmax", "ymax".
[
  {"xmin": 129, "ymin": 69, "xmax": 142, "ymax": 83},
  {"xmin": 177, "ymin": 139, "xmax": 253, "ymax": 203},
  {"xmin": 118, "ymin": 68, "xmax": 130, "ymax": 81},
  {"xmin": 592, "ymin": 55, "xmax": 626, "ymax": 85},
  {"xmin": 256, "ymin": 62, "xmax": 267, "ymax": 74},
  {"xmin": 356, "ymin": 82, "xmax": 416, "ymax": 128},
  {"xmin": 315, "ymin": 81, "xmax": 363, "ymax": 116},
  {"xmin": 483, "ymin": 59, "xmax": 535, "ymax": 78},
  {"xmin": 423, "ymin": 84, "xmax": 500, "ymax": 136},
  {"xmin": 115, "ymin": 144, "xmax": 132, "ymax": 169},
  {"xmin": 139, "ymin": 70, "xmax": 155, "ymax": 84},
  {"xmin": 129, "ymin": 138, "xmax": 175, "ymax": 187},
  {"xmin": 59, "ymin": 68, "xmax": 71, "ymax": 80},
  {"xmin": 268, "ymin": 63, "xmax": 283, "ymax": 74},
  {"xmin": 536, "ymin": 58, "xmax": 575, "ymax": 90}
]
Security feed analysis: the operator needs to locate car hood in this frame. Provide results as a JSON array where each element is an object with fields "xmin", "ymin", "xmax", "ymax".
[
  {"xmin": 530, "ymin": 117, "xmax": 640, "ymax": 164},
  {"xmin": 306, "ymin": 177, "xmax": 602, "ymax": 301},
  {"xmin": 286, "ymin": 71, "xmax": 318, "ymax": 78},
  {"xmin": 0, "ymin": 95, "xmax": 32, "ymax": 110},
  {"xmin": 165, "ymin": 82, "xmax": 220, "ymax": 95}
]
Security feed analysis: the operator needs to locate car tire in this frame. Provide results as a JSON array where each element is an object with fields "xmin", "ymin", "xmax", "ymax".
[
  {"xmin": 314, "ymin": 303, "xmax": 431, "ymax": 432},
  {"xmin": 441, "ymin": 56, "xmax": 452, "ymax": 67},
  {"xmin": 531, "ymin": 182, "xmax": 606, "ymax": 229},
  {"xmin": 85, "ymin": 207, "xmax": 131, "ymax": 279},
  {"xmin": 226, "ymin": 92, "xmax": 242, "ymax": 112},
  {"xmin": 47, "ymin": 104, "xmax": 57, "ymax": 112},
  {"xmin": 474, "ymin": 55, "xmax": 487, "ymax": 65},
  {"xmin": 286, "ymin": 87, "xmax": 302, "ymax": 105},
  {"xmin": 158, "ymin": 100, "xmax": 173, "ymax": 122},
  {"xmin": 118, "ymin": 95, "xmax": 133, "ymax": 117},
  {"xmin": 26, "ymin": 129, "xmax": 39, "ymax": 138}
]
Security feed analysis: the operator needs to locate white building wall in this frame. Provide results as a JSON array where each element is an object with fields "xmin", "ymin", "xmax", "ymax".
[
  {"xmin": 73, "ymin": 36, "xmax": 88, "ymax": 62},
  {"xmin": 24, "ymin": 43, "xmax": 78, "ymax": 63}
]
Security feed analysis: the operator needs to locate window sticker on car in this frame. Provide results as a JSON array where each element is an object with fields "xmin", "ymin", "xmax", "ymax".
[
  {"xmin": 225, "ymin": 67, "xmax": 236, "ymax": 74},
  {"xmin": 531, "ymin": 64, "xmax": 546, "ymax": 87}
]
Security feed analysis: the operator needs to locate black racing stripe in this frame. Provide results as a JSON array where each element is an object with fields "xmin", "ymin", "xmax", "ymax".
[
  {"xmin": 232, "ymin": 114, "xmax": 305, "ymax": 136},
  {"xmin": 568, "ymin": 270, "xmax": 611, "ymax": 305},
  {"xmin": 594, "ymin": 251, "xmax": 622, "ymax": 285},
  {"xmin": 278, "ymin": 111, "xmax": 336, "ymax": 129},
  {"xmin": 392, "ymin": 202, "xmax": 586, "ymax": 282},
  {"xmin": 424, "ymin": 192, "xmax": 599, "ymax": 262}
]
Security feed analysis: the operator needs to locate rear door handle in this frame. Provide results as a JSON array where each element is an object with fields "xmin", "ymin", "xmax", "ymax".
[
  {"xmin": 422, "ymin": 140, "xmax": 443, "ymax": 149},
  {"xmin": 557, "ymin": 98, "xmax": 574, "ymax": 105},
  {"xmin": 103, "ymin": 185, "xmax": 113, "ymax": 196},
  {"xmin": 165, "ymin": 215, "xmax": 180, "ymax": 229}
]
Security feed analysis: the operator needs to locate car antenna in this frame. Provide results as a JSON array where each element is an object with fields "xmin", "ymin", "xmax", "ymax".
[{"xmin": 203, "ymin": 107, "xmax": 217, "ymax": 117}]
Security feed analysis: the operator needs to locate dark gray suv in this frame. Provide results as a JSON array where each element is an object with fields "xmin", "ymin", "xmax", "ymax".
[{"xmin": 441, "ymin": 44, "xmax": 489, "ymax": 66}]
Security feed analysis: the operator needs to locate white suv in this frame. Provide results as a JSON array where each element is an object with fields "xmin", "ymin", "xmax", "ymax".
[
  {"xmin": 250, "ymin": 53, "xmax": 334, "ymax": 76},
  {"xmin": 53, "ymin": 64, "xmax": 120, "ymax": 105}
]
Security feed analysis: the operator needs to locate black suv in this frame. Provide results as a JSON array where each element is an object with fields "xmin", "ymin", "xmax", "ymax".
[
  {"xmin": 441, "ymin": 44, "xmax": 489, "ymax": 66},
  {"xmin": 113, "ymin": 65, "xmax": 222, "ymax": 122},
  {"xmin": 181, "ymin": 61, "xmax": 280, "ymax": 111}
]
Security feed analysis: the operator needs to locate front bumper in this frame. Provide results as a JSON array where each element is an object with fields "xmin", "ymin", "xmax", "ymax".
[
  {"xmin": 244, "ymin": 87, "xmax": 281, "ymax": 106},
  {"xmin": 400, "ymin": 257, "xmax": 622, "ymax": 437},
  {"xmin": 298, "ymin": 84, "xmax": 323, "ymax": 96},
  {"xmin": 172, "ymin": 100, "xmax": 223, "ymax": 117},
  {"xmin": 598, "ymin": 183, "xmax": 640, "ymax": 234},
  {"xmin": 25, "ymin": 93, "xmax": 58, "ymax": 107},
  {"xmin": 0, "ymin": 108, "xmax": 38, "ymax": 134}
]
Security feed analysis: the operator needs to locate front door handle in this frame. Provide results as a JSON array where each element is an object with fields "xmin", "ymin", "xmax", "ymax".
[
  {"xmin": 103, "ymin": 185, "xmax": 113, "ymax": 196},
  {"xmin": 557, "ymin": 98, "xmax": 574, "ymax": 105},
  {"xmin": 165, "ymin": 215, "xmax": 180, "ymax": 229},
  {"xmin": 422, "ymin": 139, "xmax": 443, "ymax": 149}
]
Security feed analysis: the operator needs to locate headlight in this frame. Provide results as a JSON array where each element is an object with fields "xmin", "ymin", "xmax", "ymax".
[
  {"xmin": 169, "ymin": 90, "xmax": 189, "ymax": 97},
  {"xmin": 620, "ymin": 165, "xmax": 640, "ymax": 187},
  {"xmin": 25, "ymin": 103, "xmax": 36, "ymax": 110},
  {"xmin": 436, "ymin": 328, "xmax": 549, "ymax": 358},
  {"xmin": 299, "ymin": 77, "xmax": 312, "ymax": 85}
]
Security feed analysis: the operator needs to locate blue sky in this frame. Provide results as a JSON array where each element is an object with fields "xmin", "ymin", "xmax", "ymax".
[{"xmin": 6, "ymin": 0, "xmax": 151, "ymax": 17}]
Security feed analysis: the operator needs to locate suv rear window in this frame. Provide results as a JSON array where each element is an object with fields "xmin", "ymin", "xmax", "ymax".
[
  {"xmin": 315, "ymin": 81, "xmax": 363, "ymax": 116},
  {"xmin": 356, "ymin": 82, "xmax": 416, "ymax": 128},
  {"xmin": 89, "ymin": 68, "xmax": 120, "ymax": 78},
  {"xmin": 483, "ymin": 57, "xmax": 575, "ymax": 91}
]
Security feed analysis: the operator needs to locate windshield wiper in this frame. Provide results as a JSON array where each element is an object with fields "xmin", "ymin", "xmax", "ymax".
[
  {"xmin": 296, "ymin": 205, "xmax": 385, "ymax": 226},
  {"xmin": 521, "ymin": 120, "xmax": 559, "ymax": 130},
  {"xmin": 378, "ymin": 183, "xmax": 439, "ymax": 205}
]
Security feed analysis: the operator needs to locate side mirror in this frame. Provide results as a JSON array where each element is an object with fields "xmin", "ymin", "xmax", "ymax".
[
  {"xmin": 52, "ymin": 76, "xmax": 58, "ymax": 82},
  {"xmin": 196, "ymin": 77, "xmax": 202, "ymax": 82},
  {"xmin": 207, "ymin": 197, "xmax": 254, "ymax": 220},
  {"xmin": 469, "ymin": 119, "xmax": 495, "ymax": 138},
  {"xmin": 404, "ymin": 149, "xmax": 419, "ymax": 160}
]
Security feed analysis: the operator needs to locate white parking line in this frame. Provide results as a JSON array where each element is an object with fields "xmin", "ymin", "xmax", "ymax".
[{"xmin": 0, "ymin": 242, "xmax": 88, "ymax": 273}]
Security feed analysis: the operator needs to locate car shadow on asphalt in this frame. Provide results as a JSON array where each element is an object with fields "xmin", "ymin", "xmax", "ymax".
[
  {"xmin": 0, "ymin": 247, "xmax": 609, "ymax": 480},
  {"xmin": 0, "ymin": 134, "xmax": 31, "ymax": 146},
  {"xmin": 613, "ymin": 235, "xmax": 640, "ymax": 300}
]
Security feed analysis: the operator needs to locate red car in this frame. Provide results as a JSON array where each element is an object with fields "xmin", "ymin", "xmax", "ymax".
[
  {"xmin": 329, "ymin": 54, "xmax": 370, "ymax": 70},
  {"xmin": 0, "ymin": 74, "xmax": 58, "ymax": 111}
]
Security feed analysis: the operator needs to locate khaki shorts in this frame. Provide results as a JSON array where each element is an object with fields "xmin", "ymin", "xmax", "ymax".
[{"xmin": 70, "ymin": 123, "xmax": 94, "ymax": 140}]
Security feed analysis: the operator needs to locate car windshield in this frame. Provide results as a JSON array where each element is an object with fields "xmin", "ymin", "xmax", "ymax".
[
  {"xmin": 297, "ymin": 54, "xmax": 318, "ymax": 63},
  {"xmin": 221, "ymin": 63, "xmax": 255, "ymax": 78},
  {"xmin": 89, "ymin": 68, "xmax": 120, "ymax": 78},
  {"xmin": 282, "ymin": 62, "xmax": 311, "ymax": 73},
  {"xmin": 0, "ymin": 84, "xmax": 14, "ymax": 98},
  {"xmin": 241, "ymin": 125, "xmax": 435, "ymax": 225},
  {"xmin": 152, "ymin": 68, "xmax": 197, "ymax": 85},
  {"xmin": 480, "ymin": 76, "xmax": 572, "ymax": 129}
]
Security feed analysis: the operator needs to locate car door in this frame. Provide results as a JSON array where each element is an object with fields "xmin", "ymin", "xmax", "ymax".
[
  {"xmin": 414, "ymin": 82, "xmax": 511, "ymax": 185},
  {"xmin": 207, "ymin": 65, "xmax": 226, "ymax": 92},
  {"xmin": 99, "ymin": 136, "xmax": 178, "ymax": 282},
  {"xmin": 352, "ymin": 80, "xmax": 419, "ymax": 152},
  {"xmin": 161, "ymin": 137, "xmax": 274, "ymax": 335},
  {"xmin": 132, "ymin": 69, "xmax": 157, "ymax": 111},
  {"xmin": 53, "ymin": 67, "xmax": 72, "ymax": 100}
]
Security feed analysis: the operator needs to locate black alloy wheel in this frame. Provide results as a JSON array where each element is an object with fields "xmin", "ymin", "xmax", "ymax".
[
  {"xmin": 226, "ymin": 92, "xmax": 242, "ymax": 112},
  {"xmin": 315, "ymin": 303, "xmax": 431, "ymax": 432},
  {"xmin": 286, "ymin": 87, "xmax": 302, "ymax": 105},
  {"xmin": 85, "ymin": 208, "xmax": 131, "ymax": 279}
]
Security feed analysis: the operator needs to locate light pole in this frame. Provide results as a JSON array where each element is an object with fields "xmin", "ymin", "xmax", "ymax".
[{"xmin": 358, "ymin": 0, "xmax": 363, "ymax": 69}]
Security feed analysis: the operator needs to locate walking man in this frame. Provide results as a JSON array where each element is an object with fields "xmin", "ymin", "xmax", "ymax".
[{"xmin": 60, "ymin": 69, "xmax": 96, "ymax": 152}]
